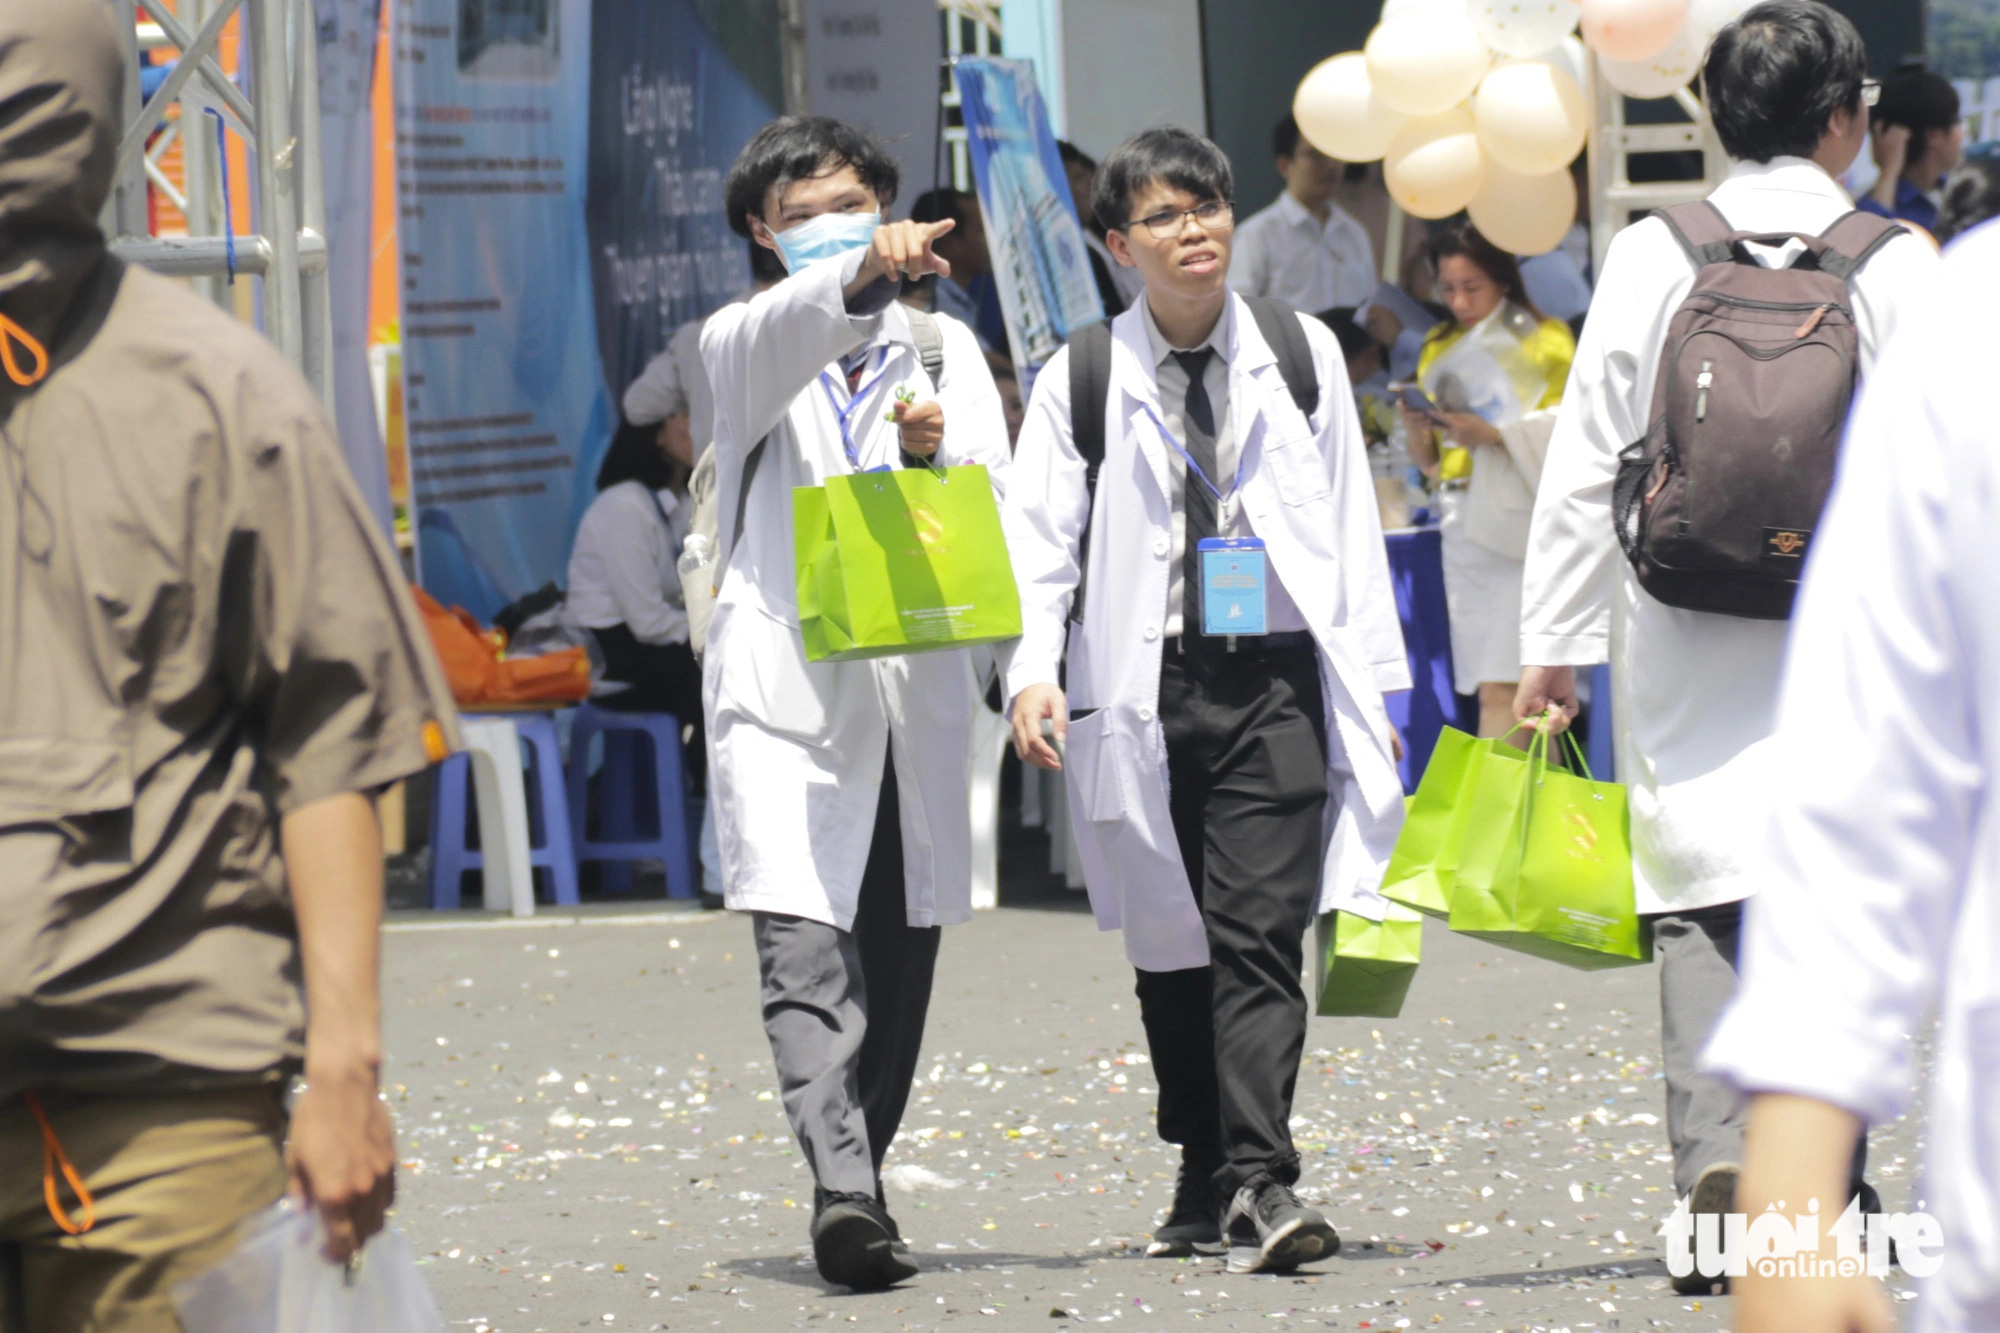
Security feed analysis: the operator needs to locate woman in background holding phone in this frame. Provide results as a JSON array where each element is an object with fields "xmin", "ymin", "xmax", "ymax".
[{"xmin": 1396, "ymin": 221, "xmax": 1575, "ymax": 742}]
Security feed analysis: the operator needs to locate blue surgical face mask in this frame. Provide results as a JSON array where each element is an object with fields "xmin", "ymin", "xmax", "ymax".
[{"xmin": 771, "ymin": 210, "xmax": 881, "ymax": 273}]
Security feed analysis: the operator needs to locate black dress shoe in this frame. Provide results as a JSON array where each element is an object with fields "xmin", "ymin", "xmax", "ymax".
[
  {"xmin": 810, "ymin": 1189, "xmax": 918, "ymax": 1290},
  {"xmin": 1670, "ymin": 1162, "xmax": 1738, "ymax": 1296}
]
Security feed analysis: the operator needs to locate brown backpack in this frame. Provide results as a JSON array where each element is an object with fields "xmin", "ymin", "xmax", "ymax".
[{"xmin": 1612, "ymin": 202, "xmax": 1903, "ymax": 620}]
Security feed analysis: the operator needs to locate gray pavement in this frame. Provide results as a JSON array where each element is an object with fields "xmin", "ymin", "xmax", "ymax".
[{"xmin": 379, "ymin": 898, "xmax": 1922, "ymax": 1333}]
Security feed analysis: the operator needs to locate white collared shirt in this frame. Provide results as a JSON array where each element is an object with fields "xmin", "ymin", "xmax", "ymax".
[
  {"xmin": 1520, "ymin": 155, "xmax": 1937, "ymax": 915},
  {"xmin": 1139, "ymin": 296, "xmax": 1306, "ymax": 637},
  {"xmin": 1230, "ymin": 191, "xmax": 1376, "ymax": 312}
]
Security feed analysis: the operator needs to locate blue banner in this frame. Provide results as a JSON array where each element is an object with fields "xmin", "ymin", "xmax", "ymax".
[
  {"xmin": 952, "ymin": 57, "xmax": 1102, "ymax": 386},
  {"xmin": 394, "ymin": 0, "xmax": 614, "ymax": 621},
  {"xmin": 585, "ymin": 0, "xmax": 778, "ymax": 402}
]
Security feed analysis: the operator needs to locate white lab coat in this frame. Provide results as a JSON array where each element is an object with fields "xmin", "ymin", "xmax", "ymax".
[
  {"xmin": 1001, "ymin": 293, "xmax": 1411, "ymax": 972},
  {"xmin": 1702, "ymin": 226, "xmax": 2000, "ymax": 1333},
  {"xmin": 1519, "ymin": 157, "xmax": 1936, "ymax": 915},
  {"xmin": 700, "ymin": 250, "xmax": 1009, "ymax": 931}
]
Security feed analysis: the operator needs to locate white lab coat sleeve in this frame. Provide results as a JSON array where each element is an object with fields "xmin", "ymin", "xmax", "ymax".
[
  {"xmin": 1305, "ymin": 317, "xmax": 1410, "ymax": 695},
  {"xmin": 997, "ymin": 344, "xmax": 1088, "ymax": 702},
  {"xmin": 1848, "ymin": 228, "xmax": 1936, "ymax": 373},
  {"xmin": 1519, "ymin": 222, "xmax": 1659, "ymax": 667},
  {"xmin": 700, "ymin": 248, "xmax": 885, "ymax": 462},
  {"xmin": 597, "ymin": 488, "xmax": 685, "ymax": 646},
  {"xmin": 622, "ymin": 347, "xmax": 688, "ymax": 426},
  {"xmin": 932, "ymin": 313, "xmax": 1011, "ymax": 498},
  {"xmin": 1702, "ymin": 277, "xmax": 1976, "ymax": 1127}
]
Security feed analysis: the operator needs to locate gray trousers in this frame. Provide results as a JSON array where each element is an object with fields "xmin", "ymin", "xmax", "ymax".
[
  {"xmin": 750, "ymin": 757, "xmax": 940, "ymax": 1199},
  {"xmin": 1654, "ymin": 903, "xmax": 1750, "ymax": 1197},
  {"xmin": 1655, "ymin": 900, "xmax": 1867, "ymax": 1200}
]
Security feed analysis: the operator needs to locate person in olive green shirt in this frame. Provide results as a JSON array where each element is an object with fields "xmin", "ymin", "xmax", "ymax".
[{"xmin": 0, "ymin": 4, "xmax": 459, "ymax": 1326}]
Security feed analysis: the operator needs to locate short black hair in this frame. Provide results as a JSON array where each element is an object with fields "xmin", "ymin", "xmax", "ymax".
[
  {"xmin": 1701, "ymin": 1, "xmax": 1867, "ymax": 164},
  {"xmin": 1317, "ymin": 307, "xmax": 1373, "ymax": 363},
  {"xmin": 1093, "ymin": 126, "xmax": 1233, "ymax": 234},
  {"xmin": 908, "ymin": 187, "xmax": 977, "ymax": 229},
  {"xmin": 596, "ymin": 417, "xmax": 677, "ymax": 492},
  {"xmin": 1273, "ymin": 113, "xmax": 1306, "ymax": 161},
  {"xmin": 1056, "ymin": 139, "xmax": 1096, "ymax": 173},
  {"xmin": 1936, "ymin": 156, "xmax": 2000, "ymax": 245},
  {"xmin": 723, "ymin": 115, "xmax": 899, "ymax": 239},
  {"xmin": 749, "ymin": 236, "xmax": 786, "ymax": 284},
  {"xmin": 1874, "ymin": 67, "xmax": 1962, "ymax": 139}
]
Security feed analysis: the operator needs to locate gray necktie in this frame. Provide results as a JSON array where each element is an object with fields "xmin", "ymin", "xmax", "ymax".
[{"xmin": 1171, "ymin": 348, "xmax": 1218, "ymax": 643}]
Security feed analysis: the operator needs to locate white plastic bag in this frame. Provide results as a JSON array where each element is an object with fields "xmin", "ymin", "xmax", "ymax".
[{"xmin": 174, "ymin": 1199, "xmax": 444, "ymax": 1333}]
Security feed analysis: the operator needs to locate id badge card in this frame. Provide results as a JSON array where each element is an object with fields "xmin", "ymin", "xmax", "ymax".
[{"xmin": 1198, "ymin": 537, "xmax": 1268, "ymax": 636}]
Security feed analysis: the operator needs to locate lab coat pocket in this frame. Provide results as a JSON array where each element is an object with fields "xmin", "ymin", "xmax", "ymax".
[
  {"xmin": 1062, "ymin": 707, "xmax": 1128, "ymax": 824},
  {"xmin": 1260, "ymin": 429, "xmax": 1332, "ymax": 504},
  {"xmin": 727, "ymin": 604, "xmax": 834, "ymax": 740}
]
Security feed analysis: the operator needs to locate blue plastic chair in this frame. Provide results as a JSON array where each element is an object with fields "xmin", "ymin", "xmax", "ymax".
[
  {"xmin": 565, "ymin": 703, "xmax": 696, "ymax": 900},
  {"xmin": 427, "ymin": 712, "xmax": 580, "ymax": 909}
]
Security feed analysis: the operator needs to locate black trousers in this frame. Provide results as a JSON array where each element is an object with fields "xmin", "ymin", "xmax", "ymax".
[
  {"xmin": 750, "ymin": 753, "xmax": 941, "ymax": 1198},
  {"xmin": 593, "ymin": 622, "xmax": 704, "ymax": 788},
  {"xmin": 1134, "ymin": 641, "xmax": 1329, "ymax": 1199}
]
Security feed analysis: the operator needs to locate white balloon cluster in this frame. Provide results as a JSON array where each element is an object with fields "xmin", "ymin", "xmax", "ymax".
[{"xmin": 1293, "ymin": 0, "xmax": 1750, "ymax": 254}]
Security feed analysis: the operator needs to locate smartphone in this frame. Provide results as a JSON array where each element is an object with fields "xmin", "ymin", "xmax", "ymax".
[{"xmin": 1386, "ymin": 381, "xmax": 1447, "ymax": 421}]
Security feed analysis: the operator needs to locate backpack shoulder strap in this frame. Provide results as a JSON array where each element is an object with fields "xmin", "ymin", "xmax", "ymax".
[
  {"xmin": 1066, "ymin": 320, "xmax": 1114, "ymax": 624},
  {"xmin": 906, "ymin": 308, "xmax": 947, "ymax": 386},
  {"xmin": 1657, "ymin": 200, "xmax": 1739, "ymax": 269},
  {"xmin": 1242, "ymin": 295, "xmax": 1320, "ymax": 427},
  {"xmin": 724, "ymin": 437, "xmax": 767, "ymax": 577},
  {"xmin": 1816, "ymin": 210, "xmax": 1906, "ymax": 282}
]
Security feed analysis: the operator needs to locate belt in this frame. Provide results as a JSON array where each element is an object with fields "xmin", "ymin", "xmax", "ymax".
[
  {"xmin": 1168, "ymin": 629, "xmax": 1315, "ymax": 657},
  {"xmin": 1436, "ymin": 478, "xmax": 1470, "ymax": 493}
]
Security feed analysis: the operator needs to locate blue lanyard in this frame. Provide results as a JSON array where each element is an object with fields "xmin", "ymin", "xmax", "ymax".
[
  {"xmin": 818, "ymin": 350, "xmax": 895, "ymax": 469},
  {"xmin": 1139, "ymin": 402, "xmax": 1248, "ymax": 505}
]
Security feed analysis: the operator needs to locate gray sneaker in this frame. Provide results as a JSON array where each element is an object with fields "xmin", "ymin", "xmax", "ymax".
[
  {"xmin": 1670, "ymin": 1162, "xmax": 1738, "ymax": 1296},
  {"xmin": 1222, "ymin": 1177, "xmax": 1340, "ymax": 1274}
]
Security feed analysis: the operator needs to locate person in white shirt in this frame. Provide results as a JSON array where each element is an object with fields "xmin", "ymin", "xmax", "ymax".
[
  {"xmin": 621, "ymin": 240, "xmax": 786, "ymax": 452},
  {"xmin": 1005, "ymin": 127, "xmax": 1408, "ymax": 1276},
  {"xmin": 1701, "ymin": 223, "xmax": 1999, "ymax": 1333},
  {"xmin": 1513, "ymin": 1, "xmax": 1937, "ymax": 1291},
  {"xmin": 701, "ymin": 115, "xmax": 1009, "ymax": 1291},
  {"xmin": 1229, "ymin": 114, "xmax": 1376, "ymax": 313},
  {"xmin": 566, "ymin": 420, "xmax": 698, "ymax": 726}
]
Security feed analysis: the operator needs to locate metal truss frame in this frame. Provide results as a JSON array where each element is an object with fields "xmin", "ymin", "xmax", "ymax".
[{"xmin": 102, "ymin": 0, "xmax": 333, "ymax": 413}]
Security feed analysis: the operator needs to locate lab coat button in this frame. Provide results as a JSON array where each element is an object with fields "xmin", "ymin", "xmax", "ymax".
[
  {"xmin": 1153, "ymin": 539, "xmax": 1168, "ymax": 557},
  {"xmin": 1144, "ymin": 625, "xmax": 1160, "ymax": 642},
  {"xmin": 1138, "ymin": 706, "xmax": 1154, "ymax": 722}
]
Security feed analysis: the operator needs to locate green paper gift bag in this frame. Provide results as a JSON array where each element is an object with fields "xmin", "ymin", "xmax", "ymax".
[
  {"xmin": 1314, "ymin": 906, "xmax": 1424, "ymax": 1018},
  {"xmin": 793, "ymin": 464, "xmax": 1023, "ymax": 663},
  {"xmin": 1382, "ymin": 726, "xmax": 1497, "ymax": 918},
  {"xmin": 1447, "ymin": 730, "xmax": 1650, "ymax": 970}
]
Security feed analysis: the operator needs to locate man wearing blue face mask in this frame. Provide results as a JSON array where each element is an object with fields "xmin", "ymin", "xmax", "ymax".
[{"xmin": 699, "ymin": 116, "xmax": 1011, "ymax": 1292}]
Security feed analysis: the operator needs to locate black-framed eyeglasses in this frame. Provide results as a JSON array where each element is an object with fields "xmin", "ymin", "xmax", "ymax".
[
  {"xmin": 1124, "ymin": 200, "xmax": 1234, "ymax": 238},
  {"xmin": 1862, "ymin": 79, "xmax": 1881, "ymax": 108}
]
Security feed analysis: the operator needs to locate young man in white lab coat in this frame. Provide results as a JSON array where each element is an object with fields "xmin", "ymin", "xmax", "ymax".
[
  {"xmin": 701, "ymin": 116, "xmax": 1010, "ymax": 1291},
  {"xmin": 1512, "ymin": 1, "xmax": 1936, "ymax": 1289},
  {"xmin": 1004, "ymin": 127, "xmax": 1410, "ymax": 1275},
  {"xmin": 1704, "ymin": 224, "xmax": 1999, "ymax": 1333}
]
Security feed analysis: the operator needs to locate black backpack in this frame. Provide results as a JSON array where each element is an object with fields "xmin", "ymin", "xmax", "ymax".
[
  {"xmin": 1611, "ymin": 202, "xmax": 1902, "ymax": 620},
  {"xmin": 1065, "ymin": 296, "xmax": 1320, "ymax": 621}
]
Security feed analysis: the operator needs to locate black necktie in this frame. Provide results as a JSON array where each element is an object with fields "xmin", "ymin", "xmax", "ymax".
[{"xmin": 1171, "ymin": 348, "xmax": 1218, "ymax": 648}]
